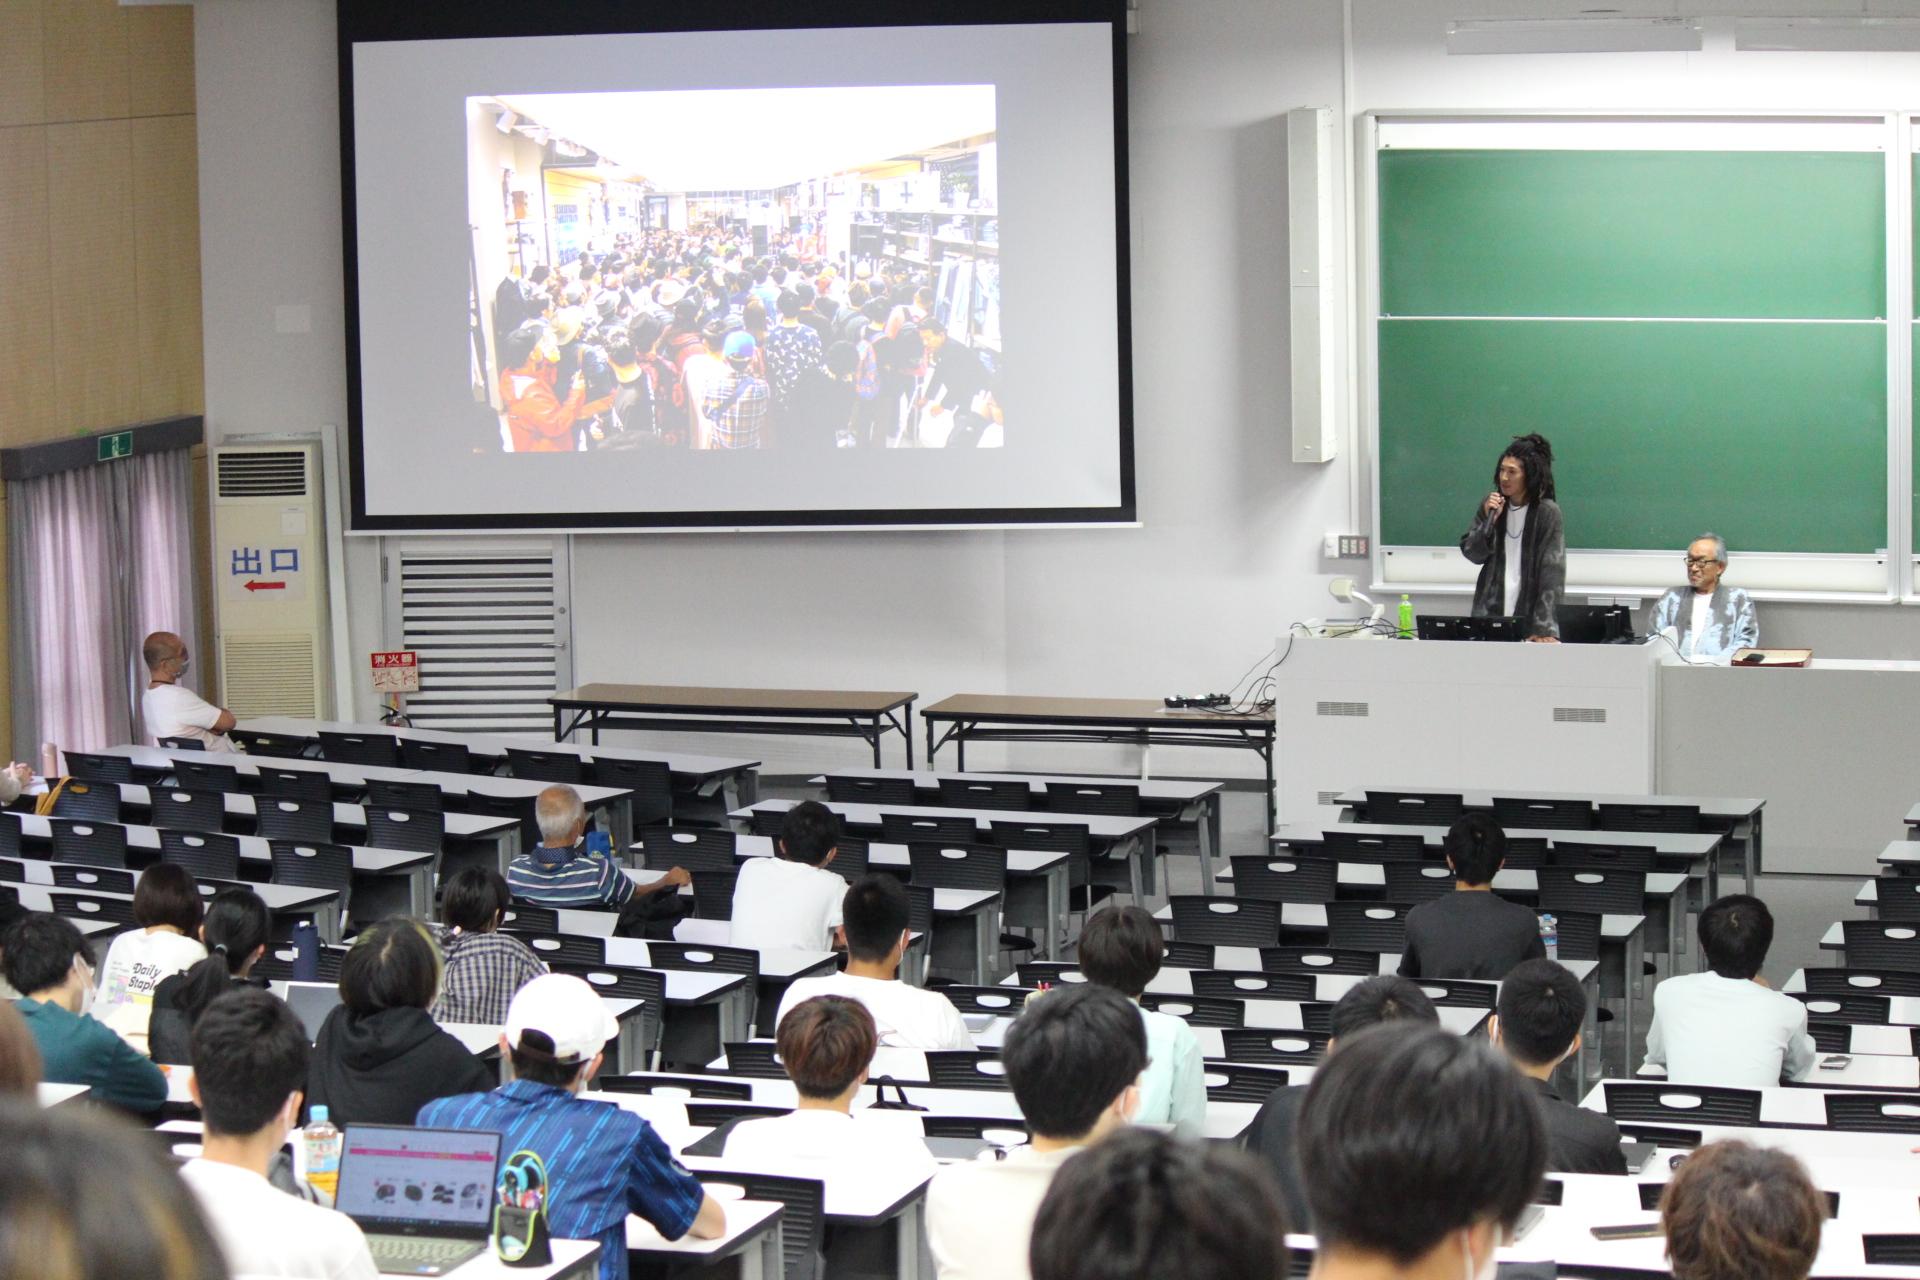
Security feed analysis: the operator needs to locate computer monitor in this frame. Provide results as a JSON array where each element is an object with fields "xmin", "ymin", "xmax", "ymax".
[
  {"xmin": 1556, "ymin": 604, "xmax": 1634, "ymax": 645},
  {"xmin": 1415, "ymin": 615, "xmax": 1524, "ymax": 642}
]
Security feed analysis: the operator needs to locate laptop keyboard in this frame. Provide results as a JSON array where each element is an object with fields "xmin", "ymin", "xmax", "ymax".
[{"xmin": 364, "ymin": 1235, "xmax": 487, "ymax": 1276}]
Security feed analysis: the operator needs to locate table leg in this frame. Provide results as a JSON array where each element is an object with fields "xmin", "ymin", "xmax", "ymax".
[
  {"xmin": 1125, "ymin": 837, "xmax": 1146, "ymax": 905},
  {"xmin": 904, "ymin": 702, "xmax": 915, "ymax": 770},
  {"xmin": 974, "ymin": 907, "xmax": 992, "ymax": 985},
  {"xmin": 1044, "ymin": 865, "xmax": 1066, "ymax": 960},
  {"xmin": 1201, "ymin": 797, "xmax": 1222, "ymax": 897},
  {"xmin": 1745, "ymin": 812, "xmax": 1762, "ymax": 896},
  {"xmin": 895, "ymin": 1199, "xmax": 928, "ymax": 1280},
  {"xmin": 1264, "ymin": 736, "xmax": 1277, "ymax": 835},
  {"xmin": 1623, "ymin": 926, "xmax": 1643, "ymax": 1076}
]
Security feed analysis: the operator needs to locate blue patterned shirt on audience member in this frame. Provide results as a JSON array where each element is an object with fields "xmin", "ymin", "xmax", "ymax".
[
  {"xmin": 507, "ymin": 839, "xmax": 635, "ymax": 909},
  {"xmin": 418, "ymin": 1080, "xmax": 704, "ymax": 1280}
]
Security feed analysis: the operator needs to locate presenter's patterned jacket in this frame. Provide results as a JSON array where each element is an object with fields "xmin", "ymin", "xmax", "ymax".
[
  {"xmin": 1460, "ymin": 497, "xmax": 1566, "ymax": 640},
  {"xmin": 1648, "ymin": 585, "xmax": 1758, "ymax": 660}
]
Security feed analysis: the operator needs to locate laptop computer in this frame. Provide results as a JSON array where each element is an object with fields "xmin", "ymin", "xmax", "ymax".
[
  {"xmin": 283, "ymin": 981, "xmax": 344, "ymax": 1040},
  {"xmin": 336, "ymin": 1124, "xmax": 502, "ymax": 1276},
  {"xmin": 1415, "ymin": 614, "xmax": 1524, "ymax": 642},
  {"xmin": 1556, "ymin": 603, "xmax": 1634, "ymax": 645}
]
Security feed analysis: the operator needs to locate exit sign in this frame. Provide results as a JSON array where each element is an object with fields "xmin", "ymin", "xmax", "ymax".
[{"xmin": 96, "ymin": 431, "xmax": 133, "ymax": 462}]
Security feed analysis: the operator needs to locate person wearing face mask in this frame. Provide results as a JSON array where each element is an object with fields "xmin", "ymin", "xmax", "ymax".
[
  {"xmin": 4, "ymin": 913, "xmax": 167, "ymax": 1114},
  {"xmin": 178, "ymin": 989, "xmax": 379, "ymax": 1279},
  {"xmin": 1296, "ymin": 1023, "xmax": 1547, "ymax": 1280},
  {"xmin": 499, "ymin": 319, "xmax": 588, "ymax": 453},
  {"xmin": 141, "ymin": 630, "xmax": 237, "ymax": 751},
  {"xmin": 926, "ymin": 984, "xmax": 1148, "ymax": 1280}
]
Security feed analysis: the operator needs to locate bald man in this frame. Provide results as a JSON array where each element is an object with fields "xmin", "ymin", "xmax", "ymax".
[
  {"xmin": 505, "ymin": 784, "xmax": 691, "ymax": 938},
  {"xmin": 141, "ymin": 631, "xmax": 237, "ymax": 752}
]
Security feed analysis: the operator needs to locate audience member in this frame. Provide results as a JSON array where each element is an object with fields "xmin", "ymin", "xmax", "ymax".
[
  {"xmin": 0, "ymin": 1097, "xmax": 226, "ymax": 1280},
  {"xmin": 1645, "ymin": 894, "xmax": 1816, "ymax": 1088},
  {"xmin": 1029, "ymin": 1128, "xmax": 1290, "ymax": 1280},
  {"xmin": 5, "ymin": 913, "xmax": 165, "ymax": 1113},
  {"xmin": 1075, "ymin": 904, "xmax": 1204, "ymax": 1137},
  {"xmin": 1297, "ymin": 1024, "xmax": 1547, "ymax": 1280},
  {"xmin": 94, "ymin": 863, "xmax": 205, "ymax": 1050},
  {"xmin": 0, "ymin": 1000, "xmax": 37, "ymax": 1097},
  {"xmin": 1660, "ymin": 1139, "xmax": 1824, "ymax": 1280},
  {"xmin": 0, "ymin": 760, "xmax": 31, "ymax": 807},
  {"xmin": 1491, "ymin": 958, "xmax": 1626, "ymax": 1174},
  {"xmin": 149, "ymin": 886, "xmax": 270, "ymax": 1065},
  {"xmin": 140, "ymin": 630, "xmax": 237, "ymax": 751},
  {"xmin": 728, "ymin": 800, "xmax": 847, "ymax": 951},
  {"xmin": 1245, "ymin": 974, "xmax": 1439, "ymax": 1230},
  {"xmin": 927, "ymin": 983, "xmax": 1145, "ymax": 1280},
  {"xmin": 419, "ymin": 974, "xmax": 724, "ymax": 1280},
  {"xmin": 509, "ymin": 785, "xmax": 689, "ymax": 938},
  {"xmin": 776, "ymin": 874, "xmax": 972, "ymax": 1050},
  {"xmin": 1399, "ymin": 814, "xmax": 1545, "ymax": 980},
  {"xmin": 723, "ymin": 995, "xmax": 935, "ymax": 1173},
  {"xmin": 431, "ymin": 866, "xmax": 547, "ymax": 1025},
  {"xmin": 178, "ymin": 989, "xmax": 378, "ymax": 1279},
  {"xmin": 306, "ymin": 917, "xmax": 493, "ymax": 1126}
]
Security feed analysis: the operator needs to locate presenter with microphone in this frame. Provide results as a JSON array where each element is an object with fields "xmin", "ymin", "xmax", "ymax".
[{"xmin": 1460, "ymin": 433, "xmax": 1564, "ymax": 642}]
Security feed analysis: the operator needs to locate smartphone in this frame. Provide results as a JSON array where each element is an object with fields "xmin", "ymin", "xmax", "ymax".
[
  {"xmin": 1590, "ymin": 1223, "xmax": 1663, "ymax": 1242},
  {"xmin": 1820, "ymin": 1054, "xmax": 1853, "ymax": 1070}
]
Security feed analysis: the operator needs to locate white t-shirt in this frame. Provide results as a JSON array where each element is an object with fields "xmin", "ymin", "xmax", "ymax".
[
  {"xmin": 776, "ymin": 972, "xmax": 973, "ymax": 1051},
  {"xmin": 927, "ymin": 1145, "xmax": 1080, "ymax": 1280},
  {"xmin": 1643, "ymin": 971, "xmax": 1818, "ymax": 1089},
  {"xmin": 728, "ymin": 857, "xmax": 845, "ymax": 952},
  {"xmin": 96, "ymin": 927, "xmax": 206, "ymax": 1047},
  {"xmin": 179, "ymin": 1158, "xmax": 378, "ymax": 1280},
  {"xmin": 1688, "ymin": 591, "xmax": 1714, "ymax": 655},
  {"xmin": 142, "ymin": 682, "xmax": 236, "ymax": 752},
  {"xmin": 1502, "ymin": 503, "xmax": 1528, "ymax": 617},
  {"xmin": 722, "ymin": 1108, "xmax": 936, "ymax": 1179}
]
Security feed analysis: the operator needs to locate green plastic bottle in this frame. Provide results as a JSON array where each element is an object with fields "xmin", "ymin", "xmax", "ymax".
[{"xmin": 1397, "ymin": 594, "xmax": 1415, "ymax": 639}]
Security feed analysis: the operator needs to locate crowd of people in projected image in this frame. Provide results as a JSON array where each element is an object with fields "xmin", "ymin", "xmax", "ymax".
[{"xmin": 486, "ymin": 225, "xmax": 1003, "ymax": 454}]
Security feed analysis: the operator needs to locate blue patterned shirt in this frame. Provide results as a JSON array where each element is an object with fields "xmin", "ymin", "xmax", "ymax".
[
  {"xmin": 507, "ymin": 842, "xmax": 635, "ymax": 909},
  {"xmin": 418, "ymin": 1081, "xmax": 705, "ymax": 1280}
]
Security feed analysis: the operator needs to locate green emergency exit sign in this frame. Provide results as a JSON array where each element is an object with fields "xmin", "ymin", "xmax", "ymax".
[{"xmin": 96, "ymin": 431, "xmax": 133, "ymax": 462}]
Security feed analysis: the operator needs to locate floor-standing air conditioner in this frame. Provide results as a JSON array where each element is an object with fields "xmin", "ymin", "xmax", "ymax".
[{"xmin": 210, "ymin": 444, "xmax": 330, "ymax": 717}]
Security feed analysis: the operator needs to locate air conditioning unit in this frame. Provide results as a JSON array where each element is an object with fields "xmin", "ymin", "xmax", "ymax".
[{"xmin": 210, "ymin": 444, "xmax": 330, "ymax": 717}]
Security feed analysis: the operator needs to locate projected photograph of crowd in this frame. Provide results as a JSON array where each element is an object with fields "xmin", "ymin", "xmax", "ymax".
[{"xmin": 464, "ymin": 86, "xmax": 1001, "ymax": 453}]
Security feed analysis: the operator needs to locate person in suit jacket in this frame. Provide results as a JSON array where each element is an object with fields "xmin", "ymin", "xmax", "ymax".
[{"xmin": 1491, "ymin": 958, "xmax": 1627, "ymax": 1175}]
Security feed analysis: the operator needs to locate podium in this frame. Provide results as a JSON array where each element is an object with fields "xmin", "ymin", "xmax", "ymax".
[{"xmin": 1272, "ymin": 636, "xmax": 1663, "ymax": 826}]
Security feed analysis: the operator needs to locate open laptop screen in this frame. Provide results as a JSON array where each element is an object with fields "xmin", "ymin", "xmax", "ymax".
[{"xmin": 337, "ymin": 1124, "xmax": 501, "ymax": 1235}]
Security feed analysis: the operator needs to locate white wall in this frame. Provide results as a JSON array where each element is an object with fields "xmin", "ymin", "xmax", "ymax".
[{"xmin": 194, "ymin": 0, "xmax": 1920, "ymax": 782}]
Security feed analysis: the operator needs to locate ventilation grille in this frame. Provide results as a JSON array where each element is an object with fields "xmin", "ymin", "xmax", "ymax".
[
  {"xmin": 397, "ymin": 548, "xmax": 559, "ymax": 735},
  {"xmin": 220, "ymin": 633, "xmax": 320, "ymax": 717},
  {"xmin": 217, "ymin": 450, "xmax": 310, "ymax": 498},
  {"xmin": 1316, "ymin": 701, "xmax": 1369, "ymax": 718},
  {"xmin": 1317, "ymin": 790, "xmax": 1343, "ymax": 807},
  {"xmin": 1553, "ymin": 706, "xmax": 1608, "ymax": 725}
]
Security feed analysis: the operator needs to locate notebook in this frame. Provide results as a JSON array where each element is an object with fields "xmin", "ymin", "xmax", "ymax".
[{"xmin": 336, "ymin": 1124, "xmax": 502, "ymax": 1276}]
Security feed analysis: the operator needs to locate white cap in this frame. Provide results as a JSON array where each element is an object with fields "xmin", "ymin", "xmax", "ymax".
[{"xmin": 503, "ymin": 974, "xmax": 619, "ymax": 1065}]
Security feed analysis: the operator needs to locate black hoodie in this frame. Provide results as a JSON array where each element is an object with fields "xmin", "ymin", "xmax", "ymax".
[{"xmin": 305, "ymin": 1005, "xmax": 494, "ymax": 1128}]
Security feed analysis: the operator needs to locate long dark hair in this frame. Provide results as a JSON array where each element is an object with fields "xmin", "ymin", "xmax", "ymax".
[
  {"xmin": 173, "ymin": 888, "xmax": 271, "ymax": 1026},
  {"xmin": 1493, "ymin": 432, "xmax": 1556, "ymax": 504}
]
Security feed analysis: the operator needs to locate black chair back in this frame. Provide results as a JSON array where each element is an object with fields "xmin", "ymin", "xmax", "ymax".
[
  {"xmin": 253, "ymin": 943, "xmax": 346, "ymax": 982},
  {"xmin": 721, "ymin": 1041, "xmax": 788, "ymax": 1079},
  {"xmin": 1260, "ymin": 946, "xmax": 1382, "ymax": 977},
  {"xmin": 318, "ymin": 731, "xmax": 400, "ymax": 768},
  {"xmin": 826, "ymin": 775, "xmax": 918, "ymax": 806},
  {"xmin": 0, "ymin": 857, "xmax": 22, "ymax": 884},
  {"xmin": 1536, "ymin": 866, "xmax": 1646, "ymax": 917},
  {"xmin": 696, "ymin": 1169, "xmax": 825, "ymax": 1280},
  {"xmin": 824, "ymin": 836, "xmax": 869, "ymax": 882},
  {"xmin": 258, "ymin": 767, "xmax": 333, "ymax": 802},
  {"xmin": 1808, "ymin": 1022, "xmax": 1853, "ymax": 1054},
  {"xmin": 52, "ymin": 782, "xmax": 121, "ymax": 823},
  {"xmin": 1502, "ymin": 836, "xmax": 1550, "ymax": 870},
  {"xmin": 1202, "ymin": 1062, "xmax": 1291, "ymax": 1103},
  {"xmin": 1217, "ymin": 1028, "xmax": 1329, "ymax": 1066},
  {"xmin": 149, "ymin": 788, "xmax": 225, "ymax": 833},
  {"xmin": 1325, "ymin": 901, "xmax": 1414, "ymax": 953},
  {"xmin": 690, "ymin": 869, "xmax": 737, "ymax": 920},
  {"xmin": 399, "ymin": 738, "xmax": 474, "ymax": 774},
  {"xmin": 1598, "ymin": 802, "xmax": 1701, "ymax": 834},
  {"xmin": 1552, "ymin": 843, "xmax": 1657, "ymax": 874},
  {"xmin": 1163, "ymin": 940, "xmax": 1215, "ymax": 968},
  {"xmin": 1791, "ymin": 991, "xmax": 1890, "ymax": 1025},
  {"xmin": 497, "ymin": 904, "xmax": 559, "ymax": 932},
  {"xmin": 505, "ymin": 747, "xmax": 584, "ymax": 784},
  {"xmin": 556, "ymin": 965, "xmax": 665, "ymax": 1062},
  {"xmin": 364, "ymin": 808, "xmax": 445, "ymax": 854},
  {"xmin": 593, "ymin": 1072, "xmax": 751, "ymax": 1101},
  {"xmin": 1602, "ymin": 1082, "xmax": 1760, "ymax": 1127},
  {"xmin": 268, "ymin": 840, "xmax": 353, "ymax": 891},
  {"xmin": 1841, "ymin": 920, "xmax": 1920, "ymax": 971},
  {"xmin": 1043, "ymin": 781, "xmax": 1141, "ymax": 816},
  {"xmin": 463, "ymin": 790, "xmax": 539, "ymax": 849},
  {"xmin": 588, "ymin": 757, "xmax": 673, "ymax": 827},
  {"xmin": 1138, "ymin": 992, "xmax": 1245, "ymax": 1028},
  {"xmin": 1014, "ymin": 961, "xmax": 1087, "ymax": 987},
  {"xmin": 1864, "ymin": 1237, "xmax": 1920, "ymax": 1267},
  {"xmin": 0, "ymin": 813, "xmax": 19, "ymax": 858},
  {"xmin": 50, "ymin": 865, "xmax": 134, "ymax": 895},
  {"xmin": 159, "ymin": 829, "xmax": 241, "ymax": 881},
  {"xmin": 256, "ymin": 798, "xmax": 334, "ymax": 844},
  {"xmin": 173, "ymin": 758, "xmax": 240, "ymax": 794},
  {"xmin": 1824, "ymin": 1093, "xmax": 1920, "ymax": 1134},
  {"xmin": 49, "ymin": 819, "xmax": 128, "ymax": 869},
  {"xmin": 904, "ymin": 883, "xmax": 934, "ymax": 939},
  {"xmin": 1362, "ymin": 791, "xmax": 1462, "ymax": 825},
  {"xmin": 907, "ymin": 841, "xmax": 1007, "ymax": 892},
  {"xmin": 49, "ymin": 892, "xmax": 134, "ymax": 926},
  {"xmin": 1802, "ymin": 967, "xmax": 1920, "ymax": 998},
  {"xmin": 1190, "ymin": 970, "xmax": 1314, "ymax": 1001},
  {"xmin": 64, "ymin": 752, "xmax": 132, "ymax": 784},
  {"xmin": 230, "ymin": 730, "xmax": 310, "ymax": 758},
  {"xmin": 880, "ymin": 813, "xmax": 979, "ymax": 845},
  {"xmin": 920, "ymin": 1115, "xmax": 1031, "ymax": 1143},
  {"xmin": 924, "ymin": 1051, "xmax": 1010, "ymax": 1090},
  {"xmin": 1405, "ymin": 977, "xmax": 1497, "ymax": 1009},
  {"xmin": 686, "ymin": 1103, "xmax": 792, "ymax": 1128},
  {"xmin": 645, "ymin": 940, "xmax": 760, "ymax": 980},
  {"xmin": 1873, "ymin": 876, "xmax": 1920, "ymax": 922},
  {"xmin": 1168, "ymin": 896, "xmax": 1280, "ymax": 947},
  {"xmin": 1382, "ymin": 861, "xmax": 1457, "ymax": 903},
  {"xmin": 1231, "ymin": 855, "xmax": 1337, "ymax": 904},
  {"xmin": 938, "ymin": 777, "xmax": 1033, "ymax": 812},
  {"xmin": 156, "ymin": 736, "xmax": 205, "ymax": 752},
  {"xmin": 505, "ymin": 931, "xmax": 606, "ymax": 967},
  {"xmin": 1544, "ymin": 910, "xmax": 1602, "ymax": 963},
  {"xmin": 939, "ymin": 985, "xmax": 1031, "ymax": 1017},
  {"xmin": 988, "ymin": 821, "xmax": 1091, "ymax": 857},
  {"xmin": 1322, "ymin": 830, "xmax": 1426, "ymax": 863},
  {"xmin": 1493, "ymin": 796, "xmax": 1594, "ymax": 831},
  {"xmin": 365, "ymin": 779, "xmax": 445, "ymax": 814},
  {"xmin": 636, "ymin": 826, "xmax": 737, "ymax": 873}
]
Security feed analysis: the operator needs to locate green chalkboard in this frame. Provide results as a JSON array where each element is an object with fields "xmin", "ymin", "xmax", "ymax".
[
  {"xmin": 1377, "ymin": 145, "xmax": 1891, "ymax": 555},
  {"xmin": 1379, "ymin": 150, "xmax": 1886, "ymax": 320},
  {"xmin": 1378, "ymin": 319, "xmax": 1887, "ymax": 554}
]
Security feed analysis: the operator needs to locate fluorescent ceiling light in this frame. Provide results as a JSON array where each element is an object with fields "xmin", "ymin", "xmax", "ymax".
[
  {"xmin": 1735, "ymin": 17, "xmax": 1920, "ymax": 52},
  {"xmin": 1447, "ymin": 16, "xmax": 1703, "ymax": 55}
]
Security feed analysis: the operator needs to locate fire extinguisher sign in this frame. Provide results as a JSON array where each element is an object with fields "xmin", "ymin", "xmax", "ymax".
[{"xmin": 369, "ymin": 651, "xmax": 420, "ymax": 694}]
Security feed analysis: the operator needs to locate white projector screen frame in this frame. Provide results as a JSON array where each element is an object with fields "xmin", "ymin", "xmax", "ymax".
[{"xmin": 338, "ymin": 0, "xmax": 1135, "ymax": 532}]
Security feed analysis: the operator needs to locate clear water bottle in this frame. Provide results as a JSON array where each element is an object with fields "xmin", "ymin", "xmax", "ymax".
[
  {"xmin": 1539, "ymin": 912, "xmax": 1558, "ymax": 961},
  {"xmin": 303, "ymin": 1105, "xmax": 342, "ymax": 1202},
  {"xmin": 1397, "ymin": 594, "xmax": 1415, "ymax": 639}
]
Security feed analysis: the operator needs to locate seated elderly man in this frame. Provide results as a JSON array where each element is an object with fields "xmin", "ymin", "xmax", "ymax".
[
  {"xmin": 506, "ymin": 784, "xmax": 690, "ymax": 938},
  {"xmin": 1649, "ymin": 533, "xmax": 1758, "ymax": 662},
  {"xmin": 141, "ymin": 630, "xmax": 238, "ymax": 751}
]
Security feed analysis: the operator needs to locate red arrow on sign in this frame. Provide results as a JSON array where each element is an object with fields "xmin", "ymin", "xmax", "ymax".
[{"xmin": 243, "ymin": 580, "xmax": 286, "ymax": 592}]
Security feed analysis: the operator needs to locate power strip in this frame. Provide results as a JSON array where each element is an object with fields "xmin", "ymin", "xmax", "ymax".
[{"xmin": 1163, "ymin": 693, "xmax": 1231, "ymax": 709}]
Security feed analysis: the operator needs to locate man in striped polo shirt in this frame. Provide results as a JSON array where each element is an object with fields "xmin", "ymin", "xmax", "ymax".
[{"xmin": 507, "ymin": 785, "xmax": 690, "ymax": 937}]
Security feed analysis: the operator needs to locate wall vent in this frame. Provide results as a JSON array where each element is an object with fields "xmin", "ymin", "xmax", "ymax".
[
  {"xmin": 1316, "ymin": 701, "xmax": 1369, "ymax": 718},
  {"xmin": 220, "ymin": 633, "xmax": 321, "ymax": 717},
  {"xmin": 1553, "ymin": 706, "xmax": 1608, "ymax": 725},
  {"xmin": 216, "ymin": 449, "xmax": 309, "ymax": 499}
]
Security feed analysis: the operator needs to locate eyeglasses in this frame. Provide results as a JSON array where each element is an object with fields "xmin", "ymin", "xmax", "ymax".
[{"xmin": 1684, "ymin": 556, "xmax": 1720, "ymax": 568}]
